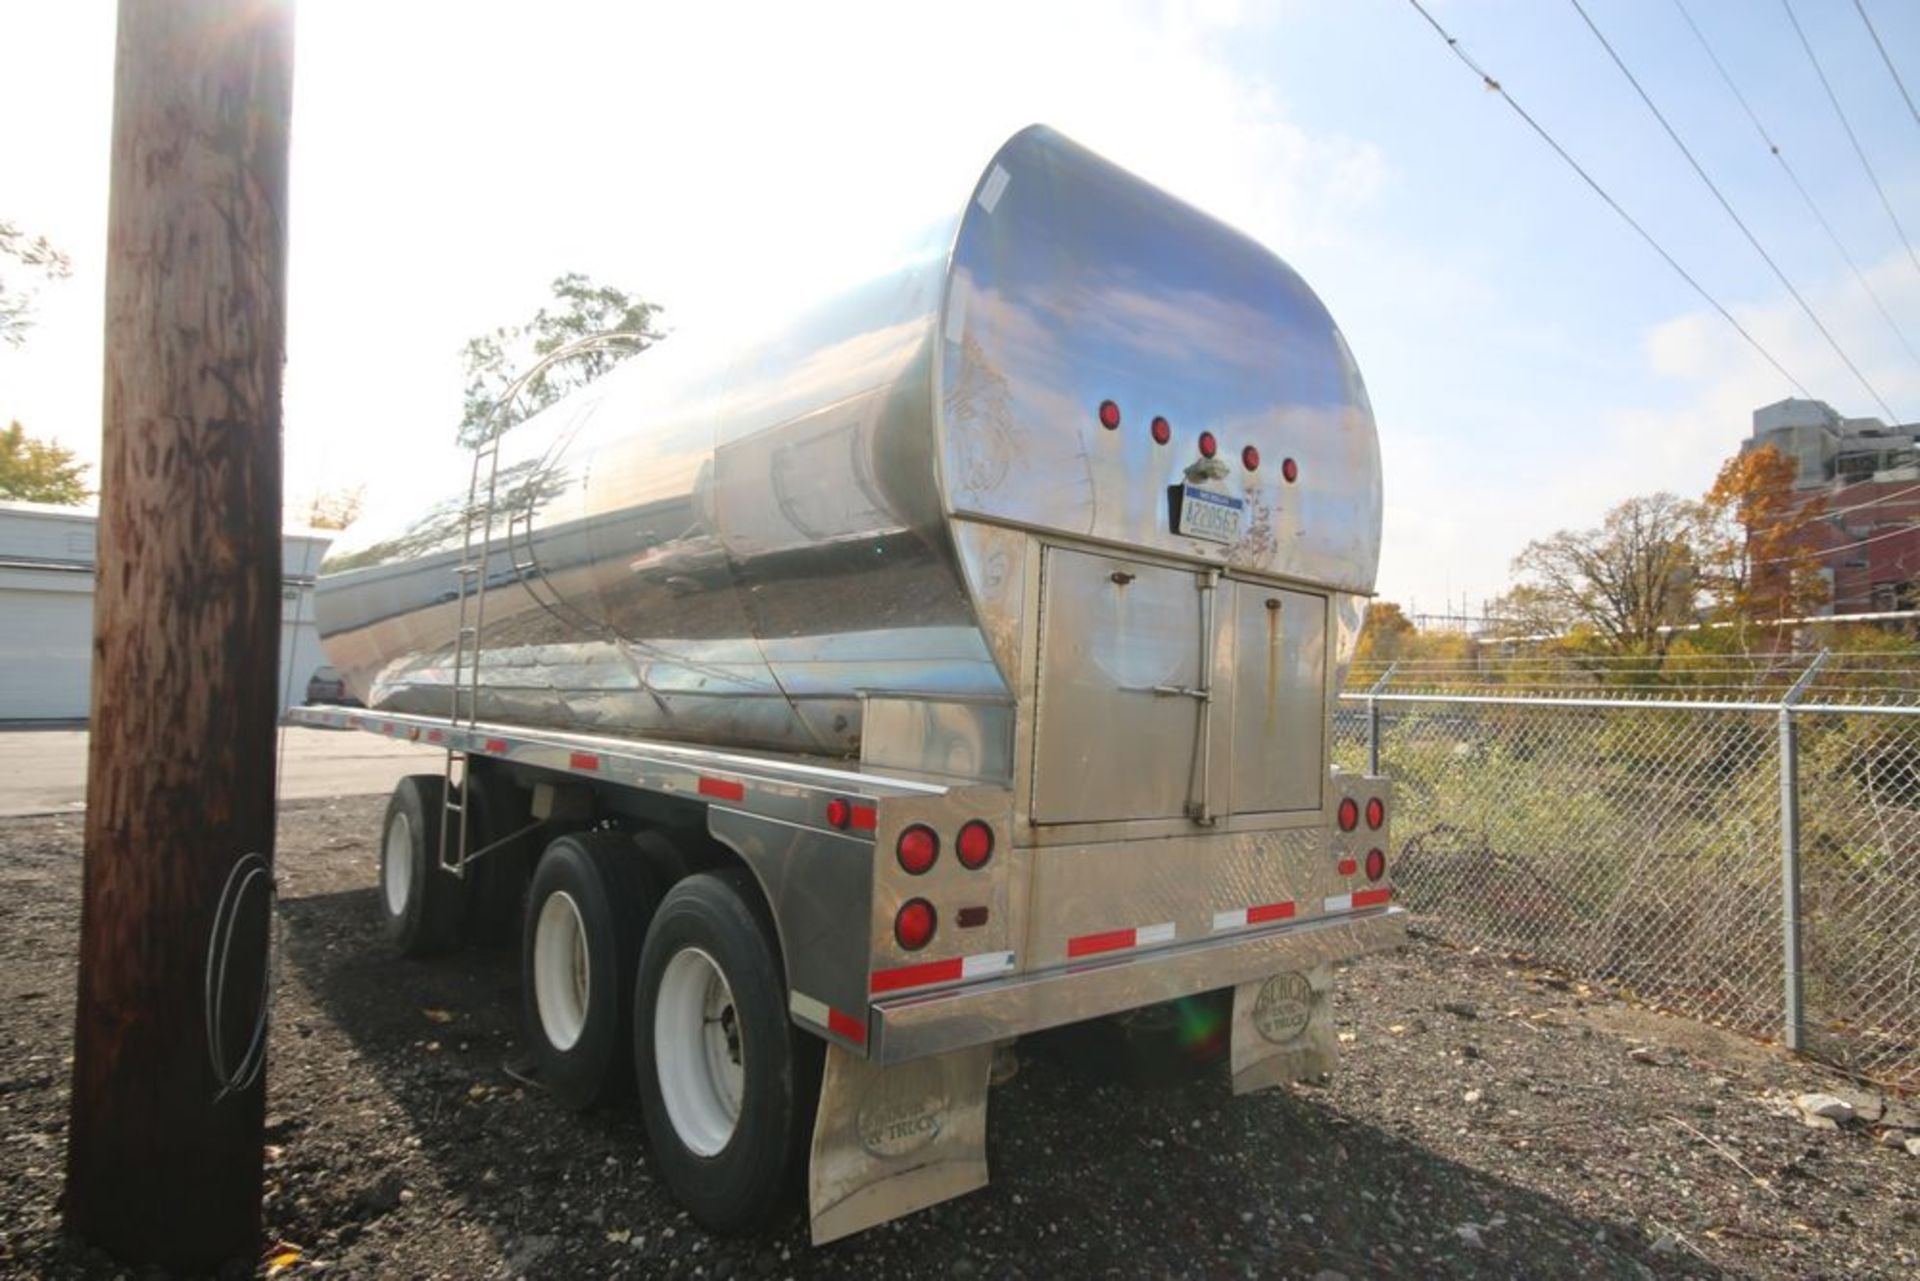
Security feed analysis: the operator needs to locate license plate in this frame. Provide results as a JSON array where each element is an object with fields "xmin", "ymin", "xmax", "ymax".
[{"xmin": 1175, "ymin": 484, "xmax": 1244, "ymax": 544}]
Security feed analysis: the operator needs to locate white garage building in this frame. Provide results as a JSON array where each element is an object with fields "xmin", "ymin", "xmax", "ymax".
[{"xmin": 0, "ymin": 499, "xmax": 332, "ymax": 722}]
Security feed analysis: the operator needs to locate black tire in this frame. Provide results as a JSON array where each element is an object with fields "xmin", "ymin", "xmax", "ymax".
[
  {"xmin": 460, "ymin": 769, "xmax": 538, "ymax": 948},
  {"xmin": 521, "ymin": 831, "xmax": 657, "ymax": 1110},
  {"xmin": 379, "ymin": 775, "xmax": 464, "ymax": 958},
  {"xmin": 635, "ymin": 869, "xmax": 819, "ymax": 1234}
]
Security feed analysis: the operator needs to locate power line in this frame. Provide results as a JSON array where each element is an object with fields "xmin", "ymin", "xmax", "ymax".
[
  {"xmin": 1402, "ymin": 0, "xmax": 1817, "ymax": 402},
  {"xmin": 1853, "ymin": 0, "xmax": 1920, "ymax": 133},
  {"xmin": 1782, "ymin": 0, "xmax": 1920, "ymax": 280},
  {"xmin": 1571, "ymin": 0, "xmax": 1899, "ymax": 422},
  {"xmin": 1671, "ymin": 0, "xmax": 1920, "ymax": 376}
]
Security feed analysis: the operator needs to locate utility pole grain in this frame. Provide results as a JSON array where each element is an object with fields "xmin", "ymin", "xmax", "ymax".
[{"xmin": 65, "ymin": 0, "xmax": 293, "ymax": 1268}]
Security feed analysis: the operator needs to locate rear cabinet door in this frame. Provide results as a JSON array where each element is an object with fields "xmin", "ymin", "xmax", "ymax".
[
  {"xmin": 1227, "ymin": 583, "xmax": 1326, "ymax": 814},
  {"xmin": 1031, "ymin": 548, "xmax": 1205, "ymax": 823}
]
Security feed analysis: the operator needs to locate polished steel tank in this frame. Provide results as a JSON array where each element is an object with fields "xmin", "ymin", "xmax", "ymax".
[{"xmin": 316, "ymin": 124, "xmax": 1383, "ymax": 770}]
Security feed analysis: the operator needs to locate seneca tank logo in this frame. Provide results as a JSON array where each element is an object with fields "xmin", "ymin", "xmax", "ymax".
[
  {"xmin": 856, "ymin": 1065, "xmax": 947, "ymax": 1158},
  {"xmin": 1252, "ymin": 972, "xmax": 1314, "ymax": 1045}
]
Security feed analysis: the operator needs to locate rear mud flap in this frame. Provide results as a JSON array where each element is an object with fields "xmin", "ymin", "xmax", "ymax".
[
  {"xmin": 1229, "ymin": 964, "xmax": 1336, "ymax": 1095},
  {"xmin": 807, "ymin": 1042, "xmax": 992, "ymax": 1244}
]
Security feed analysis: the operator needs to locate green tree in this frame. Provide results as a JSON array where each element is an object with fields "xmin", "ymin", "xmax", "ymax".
[
  {"xmin": 0, "ymin": 220, "xmax": 72, "ymax": 347},
  {"xmin": 1501, "ymin": 492, "xmax": 1701, "ymax": 654},
  {"xmin": 458, "ymin": 273, "xmax": 663, "ymax": 446},
  {"xmin": 0, "ymin": 420, "xmax": 90, "ymax": 504}
]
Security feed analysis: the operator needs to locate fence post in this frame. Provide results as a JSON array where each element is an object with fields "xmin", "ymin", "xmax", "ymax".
[
  {"xmin": 1366, "ymin": 661, "xmax": 1398, "ymax": 777},
  {"xmin": 1778, "ymin": 650, "xmax": 1827, "ymax": 1054}
]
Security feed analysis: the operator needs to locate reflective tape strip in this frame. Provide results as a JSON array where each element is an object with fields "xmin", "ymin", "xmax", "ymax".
[
  {"xmin": 870, "ymin": 950, "xmax": 1015, "ymax": 995},
  {"xmin": 483, "ymin": 738, "xmax": 507, "ymax": 754},
  {"xmin": 790, "ymin": 991, "xmax": 865, "ymax": 1044},
  {"xmin": 850, "ymin": 804, "xmax": 878, "ymax": 831},
  {"xmin": 569, "ymin": 751, "xmax": 600, "ymax": 772},
  {"xmin": 1324, "ymin": 892, "xmax": 1353, "ymax": 914},
  {"xmin": 962, "ymin": 950, "xmax": 1016, "ymax": 979},
  {"xmin": 698, "ymin": 776, "xmax": 745, "ymax": 802},
  {"xmin": 1067, "ymin": 922, "xmax": 1175, "ymax": 958},
  {"xmin": 1352, "ymin": 887, "xmax": 1392, "ymax": 909},
  {"xmin": 1212, "ymin": 901, "xmax": 1297, "ymax": 933}
]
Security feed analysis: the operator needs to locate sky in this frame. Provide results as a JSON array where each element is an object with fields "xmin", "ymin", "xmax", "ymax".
[{"xmin": 2, "ymin": 0, "xmax": 1918, "ymax": 618}]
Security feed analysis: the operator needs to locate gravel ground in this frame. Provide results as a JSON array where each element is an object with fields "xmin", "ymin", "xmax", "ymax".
[{"xmin": 2, "ymin": 795, "xmax": 1917, "ymax": 1279}]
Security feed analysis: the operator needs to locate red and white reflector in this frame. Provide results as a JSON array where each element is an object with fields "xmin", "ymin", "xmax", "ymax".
[
  {"xmin": 1211, "ymin": 901, "xmax": 1297, "ymax": 933},
  {"xmin": 870, "ymin": 949, "xmax": 1016, "ymax": 995},
  {"xmin": 1067, "ymin": 920, "xmax": 1175, "ymax": 959},
  {"xmin": 698, "ymin": 775, "xmax": 744, "ymax": 801},
  {"xmin": 789, "ymin": 990, "xmax": 865, "ymax": 1044},
  {"xmin": 1324, "ymin": 888, "xmax": 1393, "ymax": 914}
]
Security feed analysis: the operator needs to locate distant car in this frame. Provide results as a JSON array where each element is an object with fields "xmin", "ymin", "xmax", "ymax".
[{"xmin": 305, "ymin": 664, "xmax": 353, "ymax": 705}]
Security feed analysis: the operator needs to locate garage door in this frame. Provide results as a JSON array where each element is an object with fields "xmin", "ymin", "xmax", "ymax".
[{"xmin": 0, "ymin": 585, "xmax": 93, "ymax": 720}]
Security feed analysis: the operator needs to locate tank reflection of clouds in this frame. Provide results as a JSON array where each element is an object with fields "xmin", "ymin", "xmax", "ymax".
[{"xmin": 315, "ymin": 126, "xmax": 1382, "ymax": 764}]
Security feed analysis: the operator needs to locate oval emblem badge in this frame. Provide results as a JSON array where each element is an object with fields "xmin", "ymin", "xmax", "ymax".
[
  {"xmin": 856, "ymin": 1061, "xmax": 947, "ymax": 1158},
  {"xmin": 1252, "ymin": 972, "xmax": 1314, "ymax": 1045}
]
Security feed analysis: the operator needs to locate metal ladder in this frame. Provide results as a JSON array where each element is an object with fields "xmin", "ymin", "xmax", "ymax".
[
  {"xmin": 432, "ymin": 330, "xmax": 656, "ymax": 876},
  {"xmin": 436, "ymin": 422, "xmax": 510, "ymax": 875}
]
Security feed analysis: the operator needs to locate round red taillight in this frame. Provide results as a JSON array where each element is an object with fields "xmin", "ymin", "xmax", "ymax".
[
  {"xmin": 895, "ymin": 898, "xmax": 936, "ymax": 951},
  {"xmin": 1366, "ymin": 797, "xmax": 1385, "ymax": 830},
  {"xmin": 1337, "ymin": 798, "xmax": 1359, "ymax": 832},
  {"xmin": 897, "ymin": 825, "xmax": 938, "ymax": 875},
  {"xmin": 1242, "ymin": 445, "xmax": 1260, "ymax": 471},
  {"xmin": 1282, "ymin": 457, "xmax": 1298, "ymax": 484},
  {"xmin": 1365, "ymin": 848, "xmax": 1387, "ymax": 882},
  {"xmin": 1198, "ymin": 431, "xmax": 1217, "ymax": 458},
  {"xmin": 1098, "ymin": 400, "xmax": 1121, "ymax": 430},
  {"xmin": 1151, "ymin": 415, "xmax": 1170, "ymax": 445},
  {"xmin": 956, "ymin": 820, "xmax": 994, "ymax": 869},
  {"xmin": 826, "ymin": 798, "xmax": 851, "ymax": 829},
  {"xmin": 1337, "ymin": 857, "xmax": 1358, "ymax": 877}
]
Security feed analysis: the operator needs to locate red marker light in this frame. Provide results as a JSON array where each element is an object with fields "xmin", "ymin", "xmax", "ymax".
[
  {"xmin": 895, "ymin": 898, "xmax": 936, "ymax": 951},
  {"xmin": 1198, "ymin": 431, "xmax": 1217, "ymax": 458},
  {"xmin": 826, "ymin": 798, "xmax": 852, "ymax": 829},
  {"xmin": 896, "ymin": 824, "xmax": 938, "ymax": 875},
  {"xmin": 1282, "ymin": 457, "xmax": 1299, "ymax": 484},
  {"xmin": 1365, "ymin": 848, "xmax": 1387, "ymax": 882},
  {"xmin": 1366, "ymin": 797, "xmax": 1385, "ymax": 830},
  {"xmin": 1098, "ymin": 400, "xmax": 1121, "ymax": 430},
  {"xmin": 956, "ymin": 820, "xmax": 994, "ymax": 869},
  {"xmin": 1151, "ymin": 416, "xmax": 1171, "ymax": 445},
  {"xmin": 1242, "ymin": 445, "xmax": 1260, "ymax": 471},
  {"xmin": 1337, "ymin": 798, "xmax": 1359, "ymax": 832}
]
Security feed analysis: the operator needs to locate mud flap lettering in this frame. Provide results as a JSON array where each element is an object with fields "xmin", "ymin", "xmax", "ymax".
[
  {"xmin": 808, "ymin": 1043, "xmax": 992, "ymax": 1244},
  {"xmin": 1229, "ymin": 964, "xmax": 1336, "ymax": 1095}
]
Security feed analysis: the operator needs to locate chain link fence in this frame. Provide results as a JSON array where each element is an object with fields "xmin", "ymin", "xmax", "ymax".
[{"xmin": 1336, "ymin": 652, "xmax": 1920, "ymax": 1090}]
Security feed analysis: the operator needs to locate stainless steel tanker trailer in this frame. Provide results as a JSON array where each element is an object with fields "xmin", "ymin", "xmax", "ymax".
[{"xmin": 294, "ymin": 124, "xmax": 1403, "ymax": 1242}]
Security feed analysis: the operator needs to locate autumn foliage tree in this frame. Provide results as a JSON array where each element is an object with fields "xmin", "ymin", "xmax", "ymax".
[
  {"xmin": 0, "ymin": 420, "xmax": 90, "ymax": 504},
  {"xmin": 1697, "ymin": 444, "xmax": 1829, "ymax": 626}
]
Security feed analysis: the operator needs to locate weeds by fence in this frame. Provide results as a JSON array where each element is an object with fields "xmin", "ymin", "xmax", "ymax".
[{"xmin": 1337, "ymin": 652, "xmax": 1920, "ymax": 1090}]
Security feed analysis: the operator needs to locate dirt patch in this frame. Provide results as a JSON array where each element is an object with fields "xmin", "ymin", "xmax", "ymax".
[{"xmin": 2, "ymin": 796, "xmax": 1917, "ymax": 1278}]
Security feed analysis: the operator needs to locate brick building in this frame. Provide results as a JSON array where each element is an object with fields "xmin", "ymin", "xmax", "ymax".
[{"xmin": 1743, "ymin": 398, "xmax": 1920, "ymax": 616}]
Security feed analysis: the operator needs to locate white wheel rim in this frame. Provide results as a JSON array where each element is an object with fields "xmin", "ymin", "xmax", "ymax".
[
  {"xmin": 383, "ymin": 810, "xmax": 413, "ymax": 917},
  {"xmin": 654, "ymin": 946, "xmax": 744, "ymax": 1156},
  {"xmin": 533, "ymin": 891, "xmax": 591, "ymax": 1052}
]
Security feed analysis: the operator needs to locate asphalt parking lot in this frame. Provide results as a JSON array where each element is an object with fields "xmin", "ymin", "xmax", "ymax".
[{"xmin": 0, "ymin": 723, "xmax": 439, "ymax": 817}]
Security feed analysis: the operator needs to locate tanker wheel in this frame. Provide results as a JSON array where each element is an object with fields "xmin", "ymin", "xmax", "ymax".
[
  {"xmin": 379, "ymin": 775, "xmax": 464, "ymax": 958},
  {"xmin": 635, "ymin": 869, "xmax": 820, "ymax": 1234},
  {"xmin": 459, "ymin": 768, "xmax": 538, "ymax": 948},
  {"xmin": 521, "ymin": 831, "xmax": 657, "ymax": 1110}
]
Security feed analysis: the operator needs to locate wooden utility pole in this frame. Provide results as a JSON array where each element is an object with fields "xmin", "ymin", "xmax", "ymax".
[{"xmin": 65, "ymin": 0, "xmax": 293, "ymax": 1268}]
